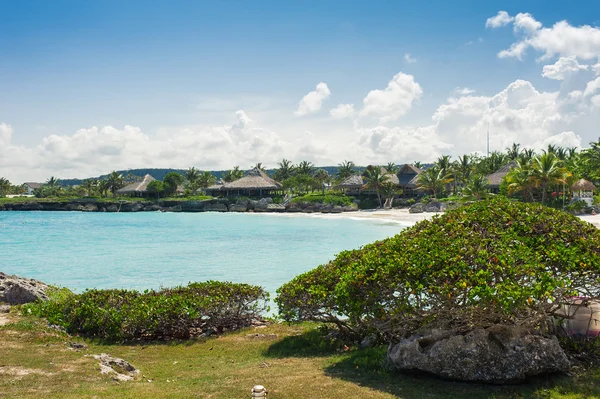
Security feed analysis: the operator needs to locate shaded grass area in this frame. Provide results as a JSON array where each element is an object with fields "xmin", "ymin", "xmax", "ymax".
[{"xmin": 1, "ymin": 313, "xmax": 600, "ymax": 399}]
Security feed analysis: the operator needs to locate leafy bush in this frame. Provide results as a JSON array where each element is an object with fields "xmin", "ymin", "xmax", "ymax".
[
  {"xmin": 276, "ymin": 198, "xmax": 600, "ymax": 342},
  {"xmin": 357, "ymin": 197, "xmax": 379, "ymax": 210},
  {"xmin": 25, "ymin": 281, "xmax": 269, "ymax": 341},
  {"xmin": 291, "ymin": 194, "xmax": 353, "ymax": 207}
]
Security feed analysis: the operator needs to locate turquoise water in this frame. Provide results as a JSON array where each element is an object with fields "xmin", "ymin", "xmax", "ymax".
[{"xmin": 0, "ymin": 211, "xmax": 407, "ymax": 298}]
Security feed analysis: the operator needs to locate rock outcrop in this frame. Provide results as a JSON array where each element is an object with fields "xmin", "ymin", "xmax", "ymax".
[
  {"xmin": 0, "ymin": 272, "xmax": 50, "ymax": 305},
  {"xmin": 91, "ymin": 354, "xmax": 140, "ymax": 382},
  {"xmin": 387, "ymin": 326, "xmax": 570, "ymax": 383}
]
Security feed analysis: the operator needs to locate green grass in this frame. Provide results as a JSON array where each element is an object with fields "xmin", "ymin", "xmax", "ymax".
[
  {"xmin": 291, "ymin": 193, "xmax": 354, "ymax": 207},
  {"xmin": 0, "ymin": 196, "xmax": 215, "ymax": 205},
  {"xmin": 1, "ymin": 312, "xmax": 599, "ymax": 398}
]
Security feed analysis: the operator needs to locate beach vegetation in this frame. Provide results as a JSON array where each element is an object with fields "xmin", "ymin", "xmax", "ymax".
[
  {"xmin": 290, "ymin": 193, "xmax": 353, "ymax": 207},
  {"xmin": 24, "ymin": 281, "xmax": 268, "ymax": 342},
  {"xmin": 277, "ymin": 198, "xmax": 600, "ymax": 347}
]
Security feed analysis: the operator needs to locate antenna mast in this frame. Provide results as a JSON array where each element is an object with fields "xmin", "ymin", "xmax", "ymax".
[{"xmin": 487, "ymin": 123, "xmax": 490, "ymax": 157}]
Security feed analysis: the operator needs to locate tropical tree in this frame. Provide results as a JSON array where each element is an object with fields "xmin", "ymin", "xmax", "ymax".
[
  {"xmin": 81, "ymin": 178, "xmax": 99, "ymax": 196},
  {"xmin": 185, "ymin": 167, "xmax": 201, "ymax": 192},
  {"xmin": 456, "ymin": 155, "xmax": 473, "ymax": 186},
  {"xmin": 505, "ymin": 160, "xmax": 535, "ymax": 201},
  {"xmin": 386, "ymin": 162, "xmax": 399, "ymax": 174},
  {"xmin": 362, "ymin": 166, "xmax": 388, "ymax": 208},
  {"xmin": 336, "ymin": 160, "xmax": 356, "ymax": 180},
  {"xmin": 380, "ymin": 181, "xmax": 402, "ymax": 208},
  {"xmin": 297, "ymin": 161, "xmax": 315, "ymax": 176},
  {"xmin": 461, "ymin": 174, "xmax": 490, "ymax": 200},
  {"xmin": 163, "ymin": 172, "xmax": 185, "ymax": 196},
  {"xmin": 518, "ymin": 148, "xmax": 536, "ymax": 165},
  {"xmin": 0, "ymin": 177, "xmax": 11, "ymax": 196},
  {"xmin": 253, "ymin": 163, "xmax": 266, "ymax": 172},
  {"xmin": 314, "ymin": 169, "xmax": 329, "ymax": 194},
  {"xmin": 530, "ymin": 153, "xmax": 569, "ymax": 204},
  {"xmin": 435, "ymin": 155, "xmax": 452, "ymax": 173},
  {"xmin": 146, "ymin": 180, "xmax": 164, "ymax": 199},
  {"xmin": 417, "ymin": 167, "xmax": 451, "ymax": 198},
  {"xmin": 106, "ymin": 171, "xmax": 124, "ymax": 197},
  {"xmin": 98, "ymin": 180, "xmax": 111, "ymax": 198},
  {"xmin": 274, "ymin": 159, "xmax": 296, "ymax": 182},
  {"xmin": 198, "ymin": 171, "xmax": 217, "ymax": 190},
  {"xmin": 413, "ymin": 161, "xmax": 423, "ymax": 169},
  {"xmin": 506, "ymin": 143, "xmax": 521, "ymax": 160},
  {"xmin": 223, "ymin": 166, "xmax": 244, "ymax": 182}
]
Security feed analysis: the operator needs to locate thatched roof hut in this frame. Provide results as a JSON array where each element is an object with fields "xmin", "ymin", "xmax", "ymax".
[
  {"xmin": 571, "ymin": 179, "xmax": 597, "ymax": 192},
  {"xmin": 115, "ymin": 174, "xmax": 156, "ymax": 195},
  {"xmin": 223, "ymin": 167, "xmax": 282, "ymax": 191},
  {"xmin": 486, "ymin": 161, "xmax": 517, "ymax": 189},
  {"xmin": 338, "ymin": 174, "xmax": 364, "ymax": 190},
  {"xmin": 397, "ymin": 164, "xmax": 422, "ymax": 188}
]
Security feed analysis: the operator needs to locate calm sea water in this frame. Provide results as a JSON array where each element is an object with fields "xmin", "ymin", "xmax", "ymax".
[{"xmin": 0, "ymin": 211, "xmax": 407, "ymax": 298}]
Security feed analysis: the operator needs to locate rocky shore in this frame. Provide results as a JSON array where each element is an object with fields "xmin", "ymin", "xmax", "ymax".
[{"xmin": 0, "ymin": 198, "xmax": 359, "ymax": 214}]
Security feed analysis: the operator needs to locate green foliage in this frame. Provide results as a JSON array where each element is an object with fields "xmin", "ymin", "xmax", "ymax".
[
  {"xmin": 24, "ymin": 281, "xmax": 269, "ymax": 342},
  {"xmin": 146, "ymin": 180, "xmax": 164, "ymax": 198},
  {"xmin": 276, "ymin": 198, "xmax": 600, "ymax": 343},
  {"xmin": 291, "ymin": 193, "xmax": 353, "ymax": 207},
  {"xmin": 163, "ymin": 172, "xmax": 185, "ymax": 195}
]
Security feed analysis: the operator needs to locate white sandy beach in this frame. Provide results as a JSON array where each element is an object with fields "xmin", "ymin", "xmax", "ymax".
[{"xmin": 277, "ymin": 208, "xmax": 600, "ymax": 229}]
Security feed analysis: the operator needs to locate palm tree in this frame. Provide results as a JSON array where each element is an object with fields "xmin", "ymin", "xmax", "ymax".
[
  {"xmin": 456, "ymin": 155, "xmax": 472, "ymax": 185},
  {"xmin": 198, "ymin": 171, "xmax": 216, "ymax": 189},
  {"xmin": 380, "ymin": 181, "xmax": 402, "ymax": 208},
  {"xmin": 362, "ymin": 167, "xmax": 388, "ymax": 208},
  {"xmin": 505, "ymin": 159, "xmax": 535, "ymax": 201},
  {"xmin": 530, "ymin": 153, "xmax": 569, "ymax": 204},
  {"xmin": 46, "ymin": 176, "xmax": 60, "ymax": 188},
  {"xmin": 273, "ymin": 159, "xmax": 296, "ymax": 182},
  {"xmin": 297, "ymin": 161, "xmax": 315, "ymax": 176},
  {"xmin": 185, "ymin": 167, "xmax": 201, "ymax": 192},
  {"xmin": 253, "ymin": 163, "xmax": 266, "ymax": 172},
  {"xmin": 506, "ymin": 143, "xmax": 521, "ymax": 160},
  {"xmin": 336, "ymin": 160, "xmax": 356, "ymax": 180},
  {"xmin": 462, "ymin": 174, "xmax": 489, "ymax": 200},
  {"xmin": 106, "ymin": 171, "xmax": 124, "ymax": 197},
  {"xmin": 0, "ymin": 177, "xmax": 11, "ymax": 196},
  {"xmin": 223, "ymin": 166, "xmax": 243, "ymax": 182},
  {"xmin": 81, "ymin": 178, "xmax": 99, "ymax": 196},
  {"xmin": 417, "ymin": 167, "xmax": 451, "ymax": 198},
  {"xmin": 518, "ymin": 149, "xmax": 535, "ymax": 164},
  {"xmin": 314, "ymin": 169, "xmax": 329, "ymax": 194},
  {"xmin": 98, "ymin": 180, "xmax": 111, "ymax": 198},
  {"xmin": 44, "ymin": 176, "xmax": 62, "ymax": 197},
  {"xmin": 386, "ymin": 162, "xmax": 399, "ymax": 174},
  {"xmin": 413, "ymin": 161, "xmax": 423, "ymax": 169},
  {"xmin": 435, "ymin": 155, "xmax": 452, "ymax": 173}
]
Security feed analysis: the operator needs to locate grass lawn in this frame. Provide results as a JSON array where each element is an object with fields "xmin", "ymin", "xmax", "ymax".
[{"xmin": 1, "ymin": 311, "xmax": 599, "ymax": 399}]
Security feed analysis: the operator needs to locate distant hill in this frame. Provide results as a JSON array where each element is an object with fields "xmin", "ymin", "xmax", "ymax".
[{"xmin": 58, "ymin": 164, "xmax": 430, "ymax": 186}]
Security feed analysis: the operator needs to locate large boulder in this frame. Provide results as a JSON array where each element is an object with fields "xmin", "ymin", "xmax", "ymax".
[
  {"xmin": 387, "ymin": 326, "xmax": 570, "ymax": 383},
  {"xmin": 425, "ymin": 201, "xmax": 443, "ymax": 212},
  {"xmin": 408, "ymin": 202, "xmax": 425, "ymax": 213},
  {"xmin": 0, "ymin": 272, "xmax": 50, "ymax": 305}
]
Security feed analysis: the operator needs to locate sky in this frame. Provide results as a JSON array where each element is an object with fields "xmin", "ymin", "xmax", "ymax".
[{"xmin": 2, "ymin": 0, "xmax": 600, "ymax": 182}]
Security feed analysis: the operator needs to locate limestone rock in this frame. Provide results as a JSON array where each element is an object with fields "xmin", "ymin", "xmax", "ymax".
[
  {"xmin": 387, "ymin": 326, "xmax": 570, "ymax": 383},
  {"xmin": 105, "ymin": 205, "xmax": 119, "ymax": 212},
  {"xmin": 229, "ymin": 204, "xmax": 247, "ymax": 212},
  {"xmin": 425, "ymin": 201, "xmax": 442, "ymax": 212},
  {"xmin": 204, "ymin": 203, "xmax": 228, "ymax": 212},
  {"xmin": 143, "ymin": 205, "xmax": 161, "ymax": 212},
  {"xmin": 409, "ymin": 203, "xmax": 425, "ymax": 213},
  {"xmin": 266, "ymin": 204, "xmax": 285, "ymax": 212},
  {"xmin": 91, "ymin": 353, "xmax": 140, "ymax": 382},
  {"xmin": 0, "ymin": 272, "xmax": 50, "ymax": 305}
]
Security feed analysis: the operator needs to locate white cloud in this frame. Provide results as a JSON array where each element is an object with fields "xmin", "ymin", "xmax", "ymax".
[
  {"xmin": 360, "ymin": 72, "xmax": 423, "ymax": 123},
  {"xmin": 295, "ymin": 82, "xmax": 331, "ymax": 116},
  {"xmin": 454, "ymin": 87, "xmax": 476, "ymax": 95},
  {"xmin": 584, "ymin": 77, "xmax": 600, "ymax": 96},
  {"xmin": 513, "ymin": 12, "xmax": 542, "ymax": 33},
  {"xmin": 495, "ymin": 13, "xmax": 600, "ymax": 60},
  {"xmin": 542, "ymin": 56, "xmax": 589, "ymax": 80},
  {"xmin": 485, "ymin": 11, "xmax": 514, "ymax": 29},
  {"xmin": 0, "ymin": 123, "xmax": 12, "ymax": 146},
  {"xmin": 329, "ymin": 104, "xmax": 355, "ymax": 119},
  {"xmin": 404, "ymin": 53, "xmax": 416, "ymax": 64}
]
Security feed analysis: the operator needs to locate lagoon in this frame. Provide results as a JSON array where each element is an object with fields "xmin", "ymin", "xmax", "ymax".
[{"xmin": 0, "ymin": 211, "xmax": 406, "ymax": 298}]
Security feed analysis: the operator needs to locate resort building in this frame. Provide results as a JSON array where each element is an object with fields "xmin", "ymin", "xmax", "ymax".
[
  {"xmin": 571, "ymin": 179, "xmax": 597, "ymax": 206},
  {"xmin": 337, "ymin": 164, "xmax": 422, "ymax": 197},
  {"xmin": 115, "ymin": 174, "xmax": 156, "ymax": 197},
  {"xmin": 205, "ymin": 167, "xmax": 283, "ymax": 197},
  {"xmin": 485, "ymin": 161, "xmax": 517, "ymax": 193},
  {"xmin": 23, "ymin": 182, "xmax": 41, "ymax": 195}
]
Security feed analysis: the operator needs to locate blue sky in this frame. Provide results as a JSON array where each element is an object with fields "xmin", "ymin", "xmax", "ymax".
[{"xmin": 2, "ymin": 1, "xmax": 600, "ymax": 181}]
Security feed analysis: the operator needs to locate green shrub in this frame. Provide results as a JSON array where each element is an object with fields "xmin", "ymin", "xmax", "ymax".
[
  {"xmin": 357, "ymin": 197, "xmax": 379, "ymax": 210},
  {"xmin": 291, "ymin": 194, "xmax": 353, "ymax": 207},
  {"xmin": 25, "ymin": 281, "xmax": 269, "ymax": 341},
  {"xmin": 276, "ymin": 198, "xmax": 600, "ymax": 342}
]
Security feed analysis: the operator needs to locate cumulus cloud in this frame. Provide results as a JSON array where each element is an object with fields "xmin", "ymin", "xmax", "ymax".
[
  {"xmin": 0, "ymin": 123, "xmax": 12, "ymax": 146},
  {"xmin": 295, "ymin": 82, "xmax": 331, "ymax": 116},
  {"xmin": 404, "ymin": 53, "xmax": 416, "ymax": 64},
  {"xmin": 329, "ymin": 104, "xmax": 355, "ymax": 119},
  {"xmin": 360, "ymin": 72, "xmax": 423, "ymax": 123},
  {"xmin": 485, "ymin": 11, "xmax": 514, "ymax": 28},
  {"xmin": 542, "ymin": 56, "xmax": 589, "ymax": 80},
  {"xmin": 493, "ymin": 12, "xmax": 600, "ymax": 60},
  {"xmin": 454, "ymin": 87, "xmax": 476, "ymax": 95}
]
